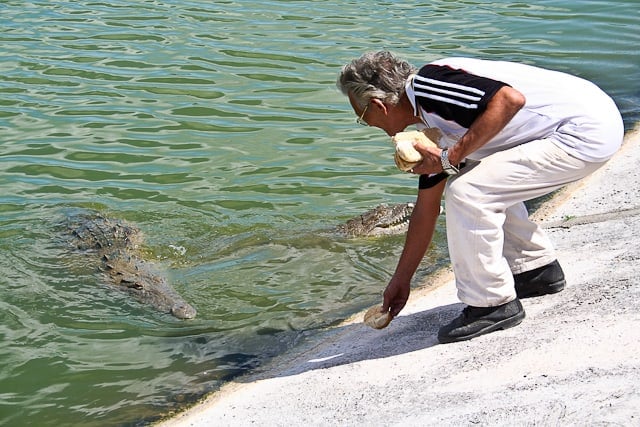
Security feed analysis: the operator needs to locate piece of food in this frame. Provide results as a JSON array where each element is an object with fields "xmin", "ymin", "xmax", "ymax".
[
  {"xmin": 363, "ymin": 305, "xmax": 393, "ymax": 329},
  {"xmin": 393, "ymin": 131, "xmax": 426, "ymax": 162},
  {"xmin": 394, "ymin": 151, "xmax": 421, "ymax": 172},
  {"xmin": 391, "ymin": 129, "xmax": 441, "ymax": 172}
]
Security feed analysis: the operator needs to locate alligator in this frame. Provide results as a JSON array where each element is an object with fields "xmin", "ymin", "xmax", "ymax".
[
  {"xmin": 335, "ymin": 202, "xmax": 415, "ymax": 237},
  {"xmin": 66, "ymin": 212, "xmax": 197, "ymax": 319}
]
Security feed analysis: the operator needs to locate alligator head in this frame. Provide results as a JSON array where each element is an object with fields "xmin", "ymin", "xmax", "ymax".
[
  {"xmin": 336, "ymin": 203, "xmax": 415, "ymax": 238},
  {"xmin": 101, "ymin": 250, "xmax": 197, "ymax": 319}
]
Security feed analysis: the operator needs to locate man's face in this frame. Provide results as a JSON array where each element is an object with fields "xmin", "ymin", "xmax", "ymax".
[{"xmin": 348, "ymin": 93, "xmax": 406, "ymax": 136}]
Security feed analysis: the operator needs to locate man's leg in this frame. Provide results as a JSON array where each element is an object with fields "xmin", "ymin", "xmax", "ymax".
[
  {"xmin": 438, "ymin": 139, "xmax": 605, "ymax": 343},
  {"xmin": 502, "ymin": 202, "xmax": 567, "ymax": 298}
]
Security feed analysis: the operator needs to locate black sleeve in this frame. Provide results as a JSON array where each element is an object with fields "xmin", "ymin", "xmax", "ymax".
[
  {"xmin": 413, "ymin": 64, "xmax": 509, "ymax": 128},
  {"xmin": 418, "ymin": 173, "xmax": 448, "ymax": 189}
]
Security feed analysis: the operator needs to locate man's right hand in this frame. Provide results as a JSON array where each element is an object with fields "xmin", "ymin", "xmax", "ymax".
[{"xmin": 382, "ymin": 278, "xmax": 411, "ymax": 318}]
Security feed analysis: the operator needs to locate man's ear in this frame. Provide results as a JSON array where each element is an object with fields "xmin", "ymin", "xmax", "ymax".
[{"xmin": 370, "ymin": 98, "xmax": 388, "ymax": 115}]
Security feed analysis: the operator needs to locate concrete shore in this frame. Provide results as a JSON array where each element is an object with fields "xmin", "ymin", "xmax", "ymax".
[{"xmin": 159, "ymin": 126, "xmax": 640, "ymax": 426}]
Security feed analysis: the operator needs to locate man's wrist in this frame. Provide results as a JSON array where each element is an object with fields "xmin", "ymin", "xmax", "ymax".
[
  {"xmin": 440, "ymin": 149, "xmax": 459, "ymax": 176},
  {"xmin": 446, "ymin": 145, "xmax": 462, "ymax": 166}
]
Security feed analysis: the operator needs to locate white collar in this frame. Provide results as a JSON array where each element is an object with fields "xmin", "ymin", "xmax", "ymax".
[
  {"xmin": 405, "ymin": 73, "xmax": 428, "ymax": 130},
  {"xmin": 405, "ymin": 74, "xmax": 418, "ymax": 116}
]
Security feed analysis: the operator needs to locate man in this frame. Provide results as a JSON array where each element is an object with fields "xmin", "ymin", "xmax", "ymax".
[{"xmin": 337, "ymin": 51, "xmax": 623, "ymax": 343}]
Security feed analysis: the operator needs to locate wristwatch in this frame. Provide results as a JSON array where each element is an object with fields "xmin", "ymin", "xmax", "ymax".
[{"xmin": 440, "ymin": 149, "xmax": 459, "ymax": 176}]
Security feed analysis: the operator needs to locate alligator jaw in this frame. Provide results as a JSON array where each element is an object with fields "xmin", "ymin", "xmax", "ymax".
[
  {"xmin": 370, "ymin": 217, "xmax": 412, "ymax": 236},
  {"xmin": 337, "ymin": 203, "xmax": 415, "ymax": 238}
]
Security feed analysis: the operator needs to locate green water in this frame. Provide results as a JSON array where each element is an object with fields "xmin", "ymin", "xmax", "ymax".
[{"xmin": 1, "ymin": 1, "xmax": 638, "ymax": 425}]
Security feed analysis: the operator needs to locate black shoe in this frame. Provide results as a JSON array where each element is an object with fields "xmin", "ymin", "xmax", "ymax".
[
  {"xmin": 514, "ymin": 260, "xmax": 566, "ymax": 298},
  {"xmin": 438, "ymin": 299, "xmax": 525, "ymax": 344}
]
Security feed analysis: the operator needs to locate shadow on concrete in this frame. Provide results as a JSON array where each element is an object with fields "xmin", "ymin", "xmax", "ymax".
[{"xmin": 244, "ymin": 302, "xmax": 464, "ymax": 380}]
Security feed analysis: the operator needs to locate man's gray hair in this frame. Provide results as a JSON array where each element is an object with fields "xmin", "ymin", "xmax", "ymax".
[{"xmin": 337, "ymin": 51, "xmax": 417, "ymax": 108}]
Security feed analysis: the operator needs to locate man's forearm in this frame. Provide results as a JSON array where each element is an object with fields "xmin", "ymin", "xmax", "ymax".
[
  {"xmin": 448, "ymin": 86, "xmax": 526, "ymax": 165},
  {"xmin": 392, "ymin": 183, "xmax": 445, "ymax": 282}
]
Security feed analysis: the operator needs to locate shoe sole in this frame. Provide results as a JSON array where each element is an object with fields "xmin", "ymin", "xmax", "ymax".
[
  {"xmin": 438, "ymin": 309, "xmax": 526, "ymax": 344},
  {"xmin": 516, "ymin": 279, "xmax": 566, "ymax": 299}
]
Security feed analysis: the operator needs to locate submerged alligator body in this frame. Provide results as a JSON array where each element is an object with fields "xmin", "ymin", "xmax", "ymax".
[
  {"xmin": 66, "ymin": 212, "xmax": 196, "ymax": 319},
  {"xmin": 336, "ymin": 202, "xmax": 415, "ymax": 237}
]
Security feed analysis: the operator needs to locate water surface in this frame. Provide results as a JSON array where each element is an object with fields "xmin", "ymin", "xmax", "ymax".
[{"xmin": 1, "ymin": 1, "xmax": 638, "ymax": 425}]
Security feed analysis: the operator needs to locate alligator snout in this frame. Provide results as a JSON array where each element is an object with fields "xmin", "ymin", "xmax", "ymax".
[{"xmin": 171, "ymin": 302, "xmax": 197, "ymax": 320}]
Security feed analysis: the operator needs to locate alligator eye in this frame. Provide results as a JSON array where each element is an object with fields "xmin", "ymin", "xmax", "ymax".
[{"xmin": 126, "ymin": 281, "xmax": 143, "ymax": 290}]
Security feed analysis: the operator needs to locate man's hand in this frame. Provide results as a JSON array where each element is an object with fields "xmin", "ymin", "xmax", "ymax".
[
  {"xmin": 382, "ymin": 277, "xmax": 411, "ymax": 318},
  {"xmin": 410, "ymin": 142, "xmax": 443, "ymax": 175}
]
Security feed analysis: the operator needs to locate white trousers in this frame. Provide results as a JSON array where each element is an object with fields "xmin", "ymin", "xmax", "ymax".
[{"xmin": 444, "ymin": 139, "xmax": 606, "ymax": 307}]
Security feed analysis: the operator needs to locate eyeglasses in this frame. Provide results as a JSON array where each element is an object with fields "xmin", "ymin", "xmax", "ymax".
[{"xmin": 356, "ymin": 102, "xmax": 369, "ymax": 126}]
